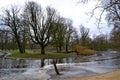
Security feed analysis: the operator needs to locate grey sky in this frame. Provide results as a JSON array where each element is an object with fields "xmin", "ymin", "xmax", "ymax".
[{"xmin": 0, "ymin": 0, "xmax": 111, "ymax": 36}]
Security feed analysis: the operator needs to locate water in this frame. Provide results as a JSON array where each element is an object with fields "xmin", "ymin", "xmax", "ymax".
[{"xmin": 0, "ymin": 51, "xmax": 120, "ymax": 80}]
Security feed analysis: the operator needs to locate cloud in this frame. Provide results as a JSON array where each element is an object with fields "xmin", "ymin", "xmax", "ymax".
[{"xmin": 0, "ymin": 0, "xmax": 111, "ymax": 35}]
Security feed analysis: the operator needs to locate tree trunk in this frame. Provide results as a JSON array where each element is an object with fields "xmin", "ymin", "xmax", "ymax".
[
  {"xmin": 18, "ymin": 42, "xmax": 24, "ymax": 53},
  {"xmin": 22, "ymin": 36, "xmax": 26, "ymax": 53},
  {"xmin": 56, "ymin": 46, "xmax": 59, "ymax": 53},
  {"xmin": 16, "ymin": 38, "xmax": 25, "ymax": 53},
  {"xmin": 58, "ymin": 43, "xmax": 62, "ymax": 52},
  {"xmin": 40, "ymin": 45, "xmax": 45, "ymax": 55},
  {"xmin": 53, "ymin": 59, "xmax": 60, "ymax": 75},
  {"xmin": 75, "ymin": 51, "xmax": 79, "ymax": 56},
  {"xmin": 65, "ymin": 42, "xmax": 69, "ymax": 53},
  {"xmin": 66, "ymin": 36, "xmax": 70, "ymax": 53}
]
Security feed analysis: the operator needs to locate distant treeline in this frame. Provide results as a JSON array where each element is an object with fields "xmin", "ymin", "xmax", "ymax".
[{"xmin": 0, "ymin": 1, "xmax": 119, "ymax": 54}]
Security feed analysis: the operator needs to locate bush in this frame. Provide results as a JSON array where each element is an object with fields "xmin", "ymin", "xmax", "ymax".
[{"xmin": 73, "ymin": 44, "xmax": 96, "ymax": 55}]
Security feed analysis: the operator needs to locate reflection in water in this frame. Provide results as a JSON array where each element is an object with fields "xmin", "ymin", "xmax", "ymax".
[
  {"xmin": 0, "ymin": 57, "xmax": 75, "ymax": 74},
  {"xmin": 0, "ymin": 51, "xmax": 120, "ymax": 79},
  {"xmin": 41, "ymin": 59, "xmax": 45, "ymax": 67}
]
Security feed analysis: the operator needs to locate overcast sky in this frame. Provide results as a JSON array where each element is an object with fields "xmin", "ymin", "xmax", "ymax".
[{"xmin": 0, "ymin": 0, "xmax": 111, "ymax": 36}]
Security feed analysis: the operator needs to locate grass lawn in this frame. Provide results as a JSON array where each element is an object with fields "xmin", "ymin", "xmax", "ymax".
[{"xmin": 6, "ymin": 50, "xmax": 76, "ymax": 59}]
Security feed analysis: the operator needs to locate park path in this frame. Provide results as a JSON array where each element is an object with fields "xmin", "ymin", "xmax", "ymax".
[{"xmin": 63, "ymin": 69, "xmax": 120, "ymax": 80}]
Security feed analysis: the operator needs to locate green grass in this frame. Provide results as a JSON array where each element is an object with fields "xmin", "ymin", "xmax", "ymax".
[
  {"xmin": 8, "ymin": 53, "xmax": 76, "ymax": 59},
  {"xmin": 6, "ymin": 50, "xmax": 20, "ymax": 54},
  {"xmin": 6, "ymin": 49, "xmax": 76, "ymax": 59},
  {"xmin": 2, "ymin": 49, "xmax": 40, "ymax": 54}
]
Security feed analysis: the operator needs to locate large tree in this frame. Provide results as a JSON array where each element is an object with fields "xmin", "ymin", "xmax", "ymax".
[
  {"xmin": 51, "ymin": 18, "xmax": 74, "ymax": 53},
  {"xmin": 92, "ymin": 34, "xmax": 109, "ymax": 51},
  {"xmin": 100, "ymin": 0, "xmax": 120, "ymax": 50},
  {"xmin": 110, "ymin": 26, "xmax": 120, "ymax": 50},
  {"xmin": 0, "ymin": 29, "xmax": 14, "ymax": 50},
  {"xmin": 64, "ymin": 19, "xmax": 74, "ymax": 53},
  {"xmin": 23, "ymin": 1, "xmax": 57, "ymax": 54},
  {"xmin": 0, "ymin": 6, "xmax": 25, "ymax": 53}
]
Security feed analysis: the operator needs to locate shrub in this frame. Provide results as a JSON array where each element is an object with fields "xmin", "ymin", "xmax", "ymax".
[{"xmin": 73, "ymin": 44, "xmax": 96, "ymax": 55}]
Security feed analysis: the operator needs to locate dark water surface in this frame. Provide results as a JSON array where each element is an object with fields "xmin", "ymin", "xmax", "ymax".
[{"xmin": 0, "ymin": 51, "xmax": 120, "ymax": 80}]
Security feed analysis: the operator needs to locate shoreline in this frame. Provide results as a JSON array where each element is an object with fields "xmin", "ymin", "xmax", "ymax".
[{"xmin": 63, "ymin": 69, "xmax": 120, "ymax": 80}]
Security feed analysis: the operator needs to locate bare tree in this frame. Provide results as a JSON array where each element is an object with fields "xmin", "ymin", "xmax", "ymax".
[
  {"xmin": 110, "ymin": 26, "xmax": 120, "ymax": 50},
  {"xmin": 51, "ymin": 17, "xmax": 67, "ymax": 52},
  {"xmin": 92, "ymin": 34, "xmax": 109, "ymax": 51},
  {"xmin": 0, "ymin": 29, "xmax": 5, "ymax": 50},
  {"xmin": 23, "ymin": 1, "xmax": 57, "ymax": 54},
  {"xmin": 0, "ymin": 29, "xmax": 12, "ymax": 50},
  {"xmin": 0, "ymin": 6, "xmax": 25, "ymax": 53},
  {"xmin": 79, "ymin": 25, "xmax": 89, "ymax": 46},
  {"xmin": 71, "ymin": 29, "xmax": 79, "ymax": 44},
  {"xmin": 65, "ymin": 19, "xmax": 74, "ymax": 53}
]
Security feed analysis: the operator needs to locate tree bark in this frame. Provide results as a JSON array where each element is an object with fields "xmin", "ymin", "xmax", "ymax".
[
  {"xmin": 40, "ymin": 45, "xmax": 45, "ymax": 55},
  {"xmin": 66, "ymin": 36, "xmax": 70, "ymax": 53},
  {"xmin": 65, "ymin": 42, "xmax": 69, "ymax": 53},
  {"xmin": 58, "ymin": 43, "xmax": 62, "ymax": 52},
  {"xmin": 17, "ymin": 41, "xmax": 24, "ymax": 53},
  {"xmin": 16, "ymin": 38, "xmax": 25, "ymax": 53}
]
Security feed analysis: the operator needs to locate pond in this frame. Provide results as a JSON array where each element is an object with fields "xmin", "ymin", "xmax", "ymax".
[{"xmin": 0, "ymin": 51, "xmax": 120, "ymax": 80}]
